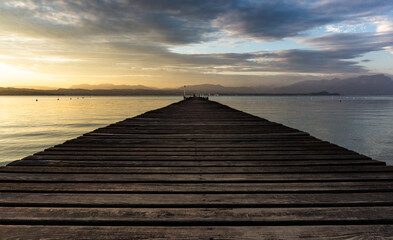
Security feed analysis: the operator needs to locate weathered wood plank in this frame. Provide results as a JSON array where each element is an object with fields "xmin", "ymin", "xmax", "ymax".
[
  {"xmin": 46, "ymin": 146, "xmax": 347, "ymax": 151},
  {"xmin": 58, "ymin": 142, "xmax": 335, "ymax": 148},
  {"xmin": 1, "ymin": 182, "xmax": 392, "ymax": 193},
  {"xmin": 23, "ymin": 154, "xmax": 370, "ymax": 161},
  {"xmin": 91, "ymin": 129, "xmax": 301, "ymax": 134},
  {"xmin": 55, "ymin": 141, "xmax": 336, "ymax": 146},
  {"xmin": 1, "ymin": 207, "xmax": 393, "ymax": 223},
  {"xmin": 9, "ymin": 159, "xmax": 384, "ymax": 167},
  {"xmin": 65, "ymin": 138, "xmax": 325, "ymax": 144},
  {"xmin": 2, "ymin": 165, "xmax": 391, "ymax": 173},
  {"xmin": 1, "ymin": 192, "xmax": 393, "ymax": 207},
  {"xmin": 81, "ymin": 133, "xmax": 310, "ymax": 138},
  {"xmin": 37, "ymin": 150, "xmax": 358, "ymax": 156},
  {"xmin": 1, "ymin": 225, "xmax": 393, "ymax": 239},
  {"xmin": 1, "ymin": 172, "xmax": 393, "ymax": 182}
]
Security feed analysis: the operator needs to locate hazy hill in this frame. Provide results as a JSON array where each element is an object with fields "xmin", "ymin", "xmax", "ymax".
[
  {"xmin": 1, "ymin": 74, "xmax": 392, "ymax": 95},
  {"xmin": 0, "ymin": 87, "xmax": 178, "ymax": 96},
  {"xmin": 276, "ymin": 74, "xmax": 393, "ymax": 95},
  {"xmin": 178, "ymin": 84, "xmax": 266, "ymax": 94},
  {"xmin": 0, "ymin": 87, "xmax": 57, "ymax": 95},
  {"xmin": 70, "ymin": 84, "xmax": 156, "ymax": 90}
]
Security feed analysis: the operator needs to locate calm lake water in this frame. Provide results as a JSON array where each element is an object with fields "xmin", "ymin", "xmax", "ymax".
[{"xmin": 0, "ymin": 95, "xmax": 392, "ymax": 165}]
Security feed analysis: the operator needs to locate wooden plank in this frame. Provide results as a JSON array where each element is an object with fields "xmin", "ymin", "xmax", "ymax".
[
  {"xmin": 1, "ymin": 172, "xmax": 393, "ymax": 182},
  {"xmin": 100, "ymin": 125, "xmax": 286, "ymax": 129},
  {"xmin": 90, "ymin": 129, "xmax": 301, "ymax": 134},
  {"xmin": 1, "ymin": 182, "xmax": 392, "ymax": 193},
  {"xmin": 46, "ymin": 146, "xmax": 347, "ymax": 151},
  {"xmin": 45, "ymin": 144, "xmax": 351, "ymax": 150},
  {"xmin": 115, "ymin": 121, "xmax": 277, "ymax": 125},
  {"xmin": 9, "ymin": 159, "xmax": 384, "ymax": 167},
  {"xmin": 1, "ymin": 225, "xmax": 392, "ymax": 239},
  {"xmin": 93, "ymin": 125, "xmax": 296, "ymax": 129},
  {"xmin": 1, "ymin": 192, "xmax": 393, "ymax": 207},
  {"xmin": 23, "ymin": 154, "xmax": 369, "ymax": 161},
  {"xmin": 37, "ymin": 150, "xmax": 358, "ymax": 156},
  {"xmin": 81, "ymin": 133, "xmax": 310, "ymax": 138},
  {"xmin": 1, "ymin": 206, "xmax": 393, "ymax": 223},
  {"xmin": 2, "ymin": 165, "xmax": 391, "ymax": 173},
  {"xmin": 56, "ymin": 141, "xmax": 336, "ymax": 147},
  {"xmin": 58, "ymin": 142, "xmax": 336, "ymax": 148},
  {"xmin": 65, "ymin": 139, "xmax": 325, "ymax": 144}
]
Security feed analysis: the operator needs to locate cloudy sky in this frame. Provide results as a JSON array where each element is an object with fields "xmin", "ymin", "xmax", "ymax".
[{"xmin": 1, "ymin": 0, "xmax": 393, "ymax": 88}]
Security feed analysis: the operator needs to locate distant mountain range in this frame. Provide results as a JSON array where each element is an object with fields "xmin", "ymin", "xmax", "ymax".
[
  {"xmin": 274, "ymin": 74, "xmax": 393, "ymax": 95},
  {"xmin": 1, "ymin": 74, "xmax": 393, "ymax": 96},
  {"xmin": 70, "ymin": 84, "xmax": 157, "ymax": 90}
]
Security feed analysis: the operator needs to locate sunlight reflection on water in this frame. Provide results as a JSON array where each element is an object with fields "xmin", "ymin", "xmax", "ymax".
[{"xmin": 0, "ymin": 96, "xmax": 178, "ymax": 165}]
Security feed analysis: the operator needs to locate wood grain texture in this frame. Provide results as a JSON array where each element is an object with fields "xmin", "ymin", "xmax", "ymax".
[
  {"xmin": 1, "ymin": 97, "xmax": 392, "ymax": 239},
  {"xmin": 0, "ymin": 225, "xmax": 393, "ymax": 239}
]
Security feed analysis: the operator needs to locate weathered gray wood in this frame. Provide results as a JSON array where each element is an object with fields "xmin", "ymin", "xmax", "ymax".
[
  {"xmin": 46, "ymin": 146, "xmax": 348, "ymax": 151},
  {"xmin": 1, "ymin": 172, "xmax": 393, "ymax": 182},
  {"xmin": 9, "ymin": 159, "xmax": 384, "ymax": 167},
  {"xmin": 91, "ymin": 129, "xmax": 302, "ymax": 134},
  {"xmin": 2, "ymin": 165, "xmax": 391, "ymax": 173},
  {"xmin": 55, "ymin": 142, "xmax": 337, "ymax": 147},
  {"xmin": 37, "ymin": 150, "xmax": 357, "ymax": 156},
  {"xmin": 1, "ymin": 181, "xmax": 393, "ymax": 193},
  {"xmin": 0, "ymin": 224, "xmax": 393, "ymax": 240},
  {"xmin": 66, "ymin": 139, "xmax": 325, "ymax": 144},
  {"xmin": 1, "ymin": 207, "xmax": 393, "ymax": 223},
  {"xmin": 1, "ymin": 225, "xmax": 392, "ymax": 239},
  {"xmin": 1, "ymin": 192, "xmax": 393, "ymax": 207},
  {"xmin": 23, "ymin": 154, "xmax": 369, "ymax": 161},
  {"xmin": 83, "ymin": 132, "xmax": 309, "ymax": 138}
]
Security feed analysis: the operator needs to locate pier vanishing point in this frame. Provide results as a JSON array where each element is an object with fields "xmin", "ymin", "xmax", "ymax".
[{"xmin": 1, "ymin": 97, "xmax": 393, "ymax": 239}]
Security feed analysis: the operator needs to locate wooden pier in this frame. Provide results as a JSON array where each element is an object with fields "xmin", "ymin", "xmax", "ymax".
[{"xmin": 1, "ymin": 97, "xmax": 393, "ymax": 239}]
